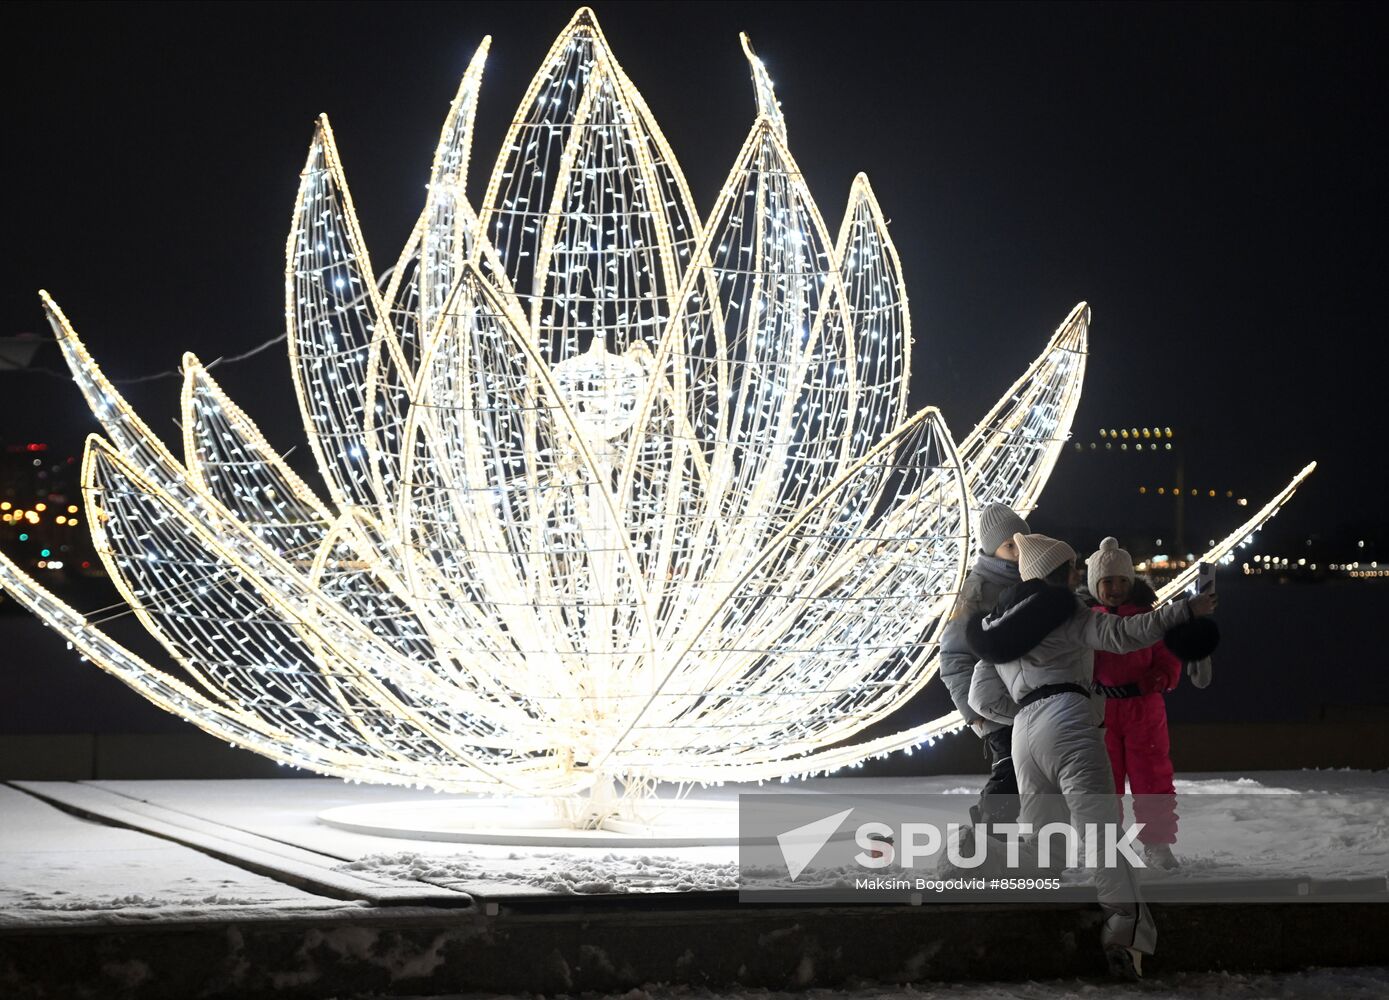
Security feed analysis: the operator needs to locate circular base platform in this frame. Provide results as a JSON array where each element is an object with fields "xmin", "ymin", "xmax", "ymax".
[{"xmin": 317, "ymin": 797, "xmax": 741, "ymax": 847}]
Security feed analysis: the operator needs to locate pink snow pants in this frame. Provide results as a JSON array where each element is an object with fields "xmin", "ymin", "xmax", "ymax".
[{"xmin": 1104, "ymin": 694, "xmax": 1178, "ymax": 845}]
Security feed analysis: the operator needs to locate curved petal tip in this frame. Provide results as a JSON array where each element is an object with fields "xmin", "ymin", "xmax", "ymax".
[{"xmin": 739, "ymin": 32, "xmax": 787, "ymax": 140}]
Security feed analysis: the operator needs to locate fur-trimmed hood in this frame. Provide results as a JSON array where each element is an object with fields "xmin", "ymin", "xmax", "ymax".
[
  {"xmin": 965, "ymin": 579, "xmax": 1078, "ymax": 665},
  {"xmin": 1129, "ymin": 578, "xmax": 1158, "ymax": 609},
  {"xmin": 1164, "ymin": 616, "xmax": 1220, "ymax": 660}
]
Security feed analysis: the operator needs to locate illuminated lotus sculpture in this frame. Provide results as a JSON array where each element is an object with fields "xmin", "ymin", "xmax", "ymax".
[{"xmin": 2, "ymin": 9, "xmax": 1305, "ymax": 824}]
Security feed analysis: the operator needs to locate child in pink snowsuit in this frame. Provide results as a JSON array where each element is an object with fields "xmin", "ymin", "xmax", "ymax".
[{"xmin": 1087, "ymin": 537, "xmax": 1182, "ymax": 869}]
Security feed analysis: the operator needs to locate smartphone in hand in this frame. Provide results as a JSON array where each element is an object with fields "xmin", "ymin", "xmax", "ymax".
[{"xmin": 1195, "ymin": 561, "xmax": 1216, "ymax": 596}]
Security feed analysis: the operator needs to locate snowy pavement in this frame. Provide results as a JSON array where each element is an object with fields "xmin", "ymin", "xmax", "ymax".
[
  {"xmin": 3, "ymin": 770, "xmax": 1386, "ymax": 919},
  {"xmin": 3, "ymin": 774, "xmax": 1387, "ymax": 999},
  {"xmin": 0, "ymin": 784, "xmax": 359, "ymax": 926}
]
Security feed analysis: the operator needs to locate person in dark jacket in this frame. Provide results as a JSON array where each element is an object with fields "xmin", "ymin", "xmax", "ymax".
[
  {"xmin": 1087, "ymin": 537, "xmax": 1182, "ymax": 870},
  {"xmin": 966, "ymin": 532, "xmax": 1218, "ymax": 980},
  {"xmin": 937, "ymin": 502, "xmax": 1029, "ymax": 824}
]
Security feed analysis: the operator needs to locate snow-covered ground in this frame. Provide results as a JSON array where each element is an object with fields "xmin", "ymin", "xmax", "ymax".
[
  {"xmin": 330, "ymin": 771, "xmax": 1389, "ymax": 894},
  {"xmin": 3, "ymin": 770, "xmax": 1386, "ymax": 919},
  {"xmin": 0, "ymin": 785, "xmax": 361, "ymax": 926}
]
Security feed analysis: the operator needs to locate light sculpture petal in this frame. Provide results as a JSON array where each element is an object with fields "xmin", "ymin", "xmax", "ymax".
[
  {"xmin": 1154, "ymin": 462, "xmax": 1317, "ymax": 605},
  {"xmin": 959, "ymin": 301, "xmax": 1090, "ymax": 512},
  {"xmin": 182, "ymin": 356, "xmax": 332, "ymax": 562},
  {"xmin": 359, "ymin": 38, "xmax": 495, "ymax": 512},
  {"xmin": 82, "ymin": 437, "xmax": 529, "ymax": 791},
  {"xmin": 0, "ymin": 548, "xmax": 444, "ymax": 786},
  {"xmin": 286, "ymin": 117, "xmax": 395, "ymax": 521},
  {"xmin": 739, "ymin": 33, "xmax": 788, "ymax": 141},
  {"xmin": 630, "ymin": 115, "xmax": 860, "ymax": 661},
  {"xmin": 477, "ymin": 7, "xmax": 698, "ymax": 366},
  {"xmin": 42, "ymin": 291, "xmax": 184, "ymax": 487},
  {"xmin": 602, "ymin": 406, "xmax": 970, "ymax": 772},
  {"xmin": 835, "ymin": 174, "xmax": 912, "ymax": 465},
  {"xmin": 420, "ymin": 38, "xmax": 492, "ymax": 340}
]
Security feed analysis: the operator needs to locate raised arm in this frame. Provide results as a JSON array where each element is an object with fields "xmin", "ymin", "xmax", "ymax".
[{"xmin": 1077, "ymin": 593, "xmax": 1216, "ymax": 654}]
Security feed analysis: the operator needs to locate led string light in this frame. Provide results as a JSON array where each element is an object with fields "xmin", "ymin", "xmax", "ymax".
[
  {"xmin": 1152, "ymin": 462, "xmax": 1316, "ymax": 605},
  {"xmin": 0, "ymin": 7, "xmax": 1316, "ymax": 814}
]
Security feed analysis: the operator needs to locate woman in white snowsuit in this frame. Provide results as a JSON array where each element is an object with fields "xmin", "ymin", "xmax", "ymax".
[
  {"xmin": 965, "ymin": 532, "xmax": 1218, "ymax": 978},
  {"xmin": 937, "ymin": 502, "xmax": 1030, "ymax": 824}
]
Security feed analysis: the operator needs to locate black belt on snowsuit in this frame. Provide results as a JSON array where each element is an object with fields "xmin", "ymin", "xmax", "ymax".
[
  {"xmin": 1092, "ymin": 682, "xmax": 1143, "ymax": 699},
  {"xmin": 1018, "ymin": 682, "xmax": 1092, "ymax": 709}
]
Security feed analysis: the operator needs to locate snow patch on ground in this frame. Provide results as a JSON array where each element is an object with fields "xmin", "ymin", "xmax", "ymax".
[
  {"xmin": 0, "ymin": 785, "xmax": 352, "ymax": 926},
  {"xmin": 1173, "ymin": 776, "xmax": 1297, "ymax": 794},
  {"xmin": 7, "ymin": 772, "xmax": 1386, "ymax": 914},
  {"xmin": 333, "ymin": 773, "xmax": 1389, "ymax": 895},
  {"xmin": 338, "ymin": 849, "xmax": 740, "ymax": 894},
  {"xmin": 16, "ymin": 891, "xmax": 270, "ymax": 910}
]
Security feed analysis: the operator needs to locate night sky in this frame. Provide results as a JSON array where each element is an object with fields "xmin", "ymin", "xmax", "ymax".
[{"xmin": 3, "ymin": 1, "xmax": 1385, "ymax": 555}]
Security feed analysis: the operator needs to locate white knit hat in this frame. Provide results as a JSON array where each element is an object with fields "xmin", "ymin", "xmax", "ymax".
[
  {"xmin": 1087, "ymin": 536, "xmax": 1135, "ymax": 597},
  {"xmin": 977, "ymin": 502, "xmax": 1030, "ymax": 556},
  {"xmin": 1014, "ymin": 532, "xmax": 1077, "ymax": 582}
]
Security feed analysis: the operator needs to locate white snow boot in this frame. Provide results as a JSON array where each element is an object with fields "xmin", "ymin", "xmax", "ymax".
[{"xmin": 1100, "ymin": 899, "xmax": 1156, "ymax": 976}]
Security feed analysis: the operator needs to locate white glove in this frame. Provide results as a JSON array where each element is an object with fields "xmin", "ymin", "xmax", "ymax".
[{"xmin": 1186, "ymin": 657, "xmax": 1213, "ymax": 689}]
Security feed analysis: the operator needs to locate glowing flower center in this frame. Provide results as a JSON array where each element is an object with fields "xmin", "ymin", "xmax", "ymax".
[{"xmin": 551, "ymin": 339, "xmax": 649, "ymax": 441}]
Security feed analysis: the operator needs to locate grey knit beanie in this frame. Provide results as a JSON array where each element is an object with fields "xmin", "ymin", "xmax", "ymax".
[
  {"xmin": 1087, "ymin": 536, "xmax": 1136, "ymax": 597},
  {"xmin": 1015, "ymin": 532, "xmax": 1077, "ymax": 582},
  {"xmin": 977, "ymin": 503, "xmax": 1030, "ymax": 556}
]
